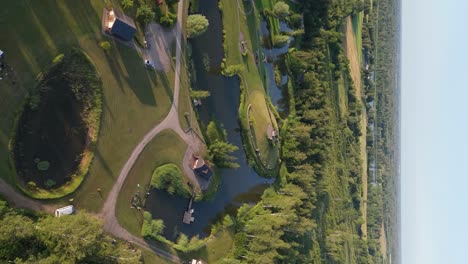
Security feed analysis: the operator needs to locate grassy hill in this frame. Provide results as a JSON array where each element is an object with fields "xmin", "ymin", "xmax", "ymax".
[{"xmin": 0, "ymin": 0, "xmax": 173, "ymax": 211}]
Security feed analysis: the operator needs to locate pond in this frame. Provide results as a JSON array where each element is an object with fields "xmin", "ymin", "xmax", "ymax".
[
  {"xmin": 259, "ymin": 19, "xmax": 294, "ymax": 117},
  {"xmin": 145, "ymin": 0, "xmax": 273, "ymax": 240}
]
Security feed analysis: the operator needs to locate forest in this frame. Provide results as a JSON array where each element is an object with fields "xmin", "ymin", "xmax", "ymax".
[{"xmin": 219, "ymin": 0, "xmax": 399, "ymax": 263}]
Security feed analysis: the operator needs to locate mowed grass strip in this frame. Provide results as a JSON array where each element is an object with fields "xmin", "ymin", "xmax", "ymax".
[
  {"xmin": 221, "ymin": 0, "xmax": 279, "ymax": 169},
  {"xmin": 0, "ymin": 0, "xmax": 173, "ymax": 211},
  {"xmin": 116, "ymin": 129, "xmax": 187, "ymax": 236},
  {"xmin": 345, "ymin": 15, "xmax": 368, "ymax": 239}
]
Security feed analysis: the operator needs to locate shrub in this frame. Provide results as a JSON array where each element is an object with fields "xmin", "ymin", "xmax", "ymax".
[
  {"xmin": 100, "ymin": 41, "xmax": 111, "ymax": 51},
  {"xmin": 159, "ymin": 11, "xmax": 177, "ymax": 28},
  {"xmin": 288, "ymin": 13, "xmax": 302, "ymax": 29},
  {"xmin": 272, "ymin": 35, "xmax": 290, "ymax": 48},
  {"xmin": 137, "ymin": 4, "xmax": 155, "ymax": 24},
  {"xmin": 37, "ymin": 161, "xmax": 50, "ymax": 171},
  {"xmin": 121, "ymin": 0, "xmax": 134, "ymax": 10},
  {"xmin": 44, "ymin": 179, "xmax": 56, "ymax": 188},
  {"xmin": 187, "ymin": 14, "xmax": 209, "ymax": 38},
  {"xmin": 52, "ymin": 54, "xmax": 64, "ymax": 64},
  {"xmin": 151, "ymin": 164, "xmax": 191, "ymax": 197},
  {"xmin": 141, "ymin": 211, "xmax": 165, "ymax": 240},
  {"xmin": 27, "ymin": 181, "xmax": 37, "ymax": 190},
  {"xmin": 222, "ymin": 64, "xmax": 244, "ymax": 77},
  {"xmin": 273, "ymin": 1, "xmax": 290, "ymax": 19}
]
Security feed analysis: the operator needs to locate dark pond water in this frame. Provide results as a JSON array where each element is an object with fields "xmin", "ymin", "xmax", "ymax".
[
  {"xmin": 145, "ymin": 0, "xmax": 273, "ymax": 241},
  {"xmin": 259, "ymin": 20, "xmax": 294, "ymax": 116}
]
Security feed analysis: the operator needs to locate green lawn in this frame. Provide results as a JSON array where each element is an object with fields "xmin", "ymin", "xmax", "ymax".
[
  {"xmin": 0, "ymin": 0, "xmax": 174, "ymax": 211},
  {"xmin": 180, "ymin": 228, "xmax": 235, "ymax": 263},
  {"xmin": 352, "ymin": 12, "xmax": 364, "ymax": 65},
  {"xmin": 221, "ymin": 0, "xmax": 279, "ymax": 170},
  {"xmin": 116, "ymin": 129, "xmax": 187, "ymax": 236},
  {"xmin": 141, "ymin": 249, "xmax": 176, "ymax": 264}
]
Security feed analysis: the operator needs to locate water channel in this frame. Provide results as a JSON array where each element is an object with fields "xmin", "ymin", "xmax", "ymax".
[
  {"xmin": 259, "ymin": 19, "xmax": 294, "ymax": 117},
  {"xmin": 145, "ymin": 0, "xmax": 273, "ymax": 241}
]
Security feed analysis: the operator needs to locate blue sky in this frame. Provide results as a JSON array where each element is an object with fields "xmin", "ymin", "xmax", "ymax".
[{"xmin": 402, "ymin": 0, "xmax": 468, "ymax": 263}]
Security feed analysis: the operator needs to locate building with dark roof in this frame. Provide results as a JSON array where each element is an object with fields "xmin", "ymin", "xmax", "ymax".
[
  {"xmin": 192, "ymin": 156, "xmax": 213, "ymax": 181},
  {"xmin": 106, "ymin": 9, "xmax": 136, "ymax": 41}
]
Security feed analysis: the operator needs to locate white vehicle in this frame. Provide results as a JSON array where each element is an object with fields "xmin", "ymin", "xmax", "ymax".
[
  {"xmin": 55, "ymin": 205, "xmax": 74, "ymax": 217},
  {"xmin": 145, "ymin": 60, "xmax": 154, "ymax": 68},
  {"xmin": 0, "ymin": 50, "xmax": 4, "ymax": 58}
]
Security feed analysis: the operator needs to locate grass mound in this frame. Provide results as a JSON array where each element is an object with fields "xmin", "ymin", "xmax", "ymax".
[{"xmin": 13, "ymin": 48, "xmax": 102, "ymax": 199}]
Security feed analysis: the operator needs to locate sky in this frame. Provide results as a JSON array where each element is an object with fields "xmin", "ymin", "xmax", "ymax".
[{"xmin": 402, "ymin": 0, "xmax": 468, "ymax": 263}]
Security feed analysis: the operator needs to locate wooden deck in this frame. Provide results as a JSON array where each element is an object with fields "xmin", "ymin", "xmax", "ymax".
[{"xmin": 182, "ymin": 195, "xmax": 195, "ymax": 224}]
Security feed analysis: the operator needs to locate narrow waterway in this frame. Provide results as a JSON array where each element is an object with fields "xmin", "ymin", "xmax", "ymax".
[
  {"xmin": 145, "ymin": 0, "xmax": 273, "ymax": 241},
  {"xmin": 259, "ymin": 19, "xmax": 294, "ymax": 116}
]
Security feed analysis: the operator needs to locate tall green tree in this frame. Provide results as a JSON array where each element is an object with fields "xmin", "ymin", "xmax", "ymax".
[
  {"xmin": 187, "ymin": 14, "xmax": 209, "ymax": 38},
  {"xmin": 137, "ymin": 4, "xmax": 155, "ymax": 24}
]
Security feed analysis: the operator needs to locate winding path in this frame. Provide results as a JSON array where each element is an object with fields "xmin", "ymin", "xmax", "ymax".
[
  {"xmin": 0, "ymin": 0, "xmax": 201, "ymax": 262},
  {"xmin": 101, "ymin": 0, "xmax": 204, "ymax": 262}
]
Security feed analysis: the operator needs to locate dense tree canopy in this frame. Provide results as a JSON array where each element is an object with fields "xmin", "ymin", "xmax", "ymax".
[
  {"xmin": 151, "ymin": 163, "xmax": 191, "ymax": 197},
  {"xmin": 187, "ymin": 14, "xmax": 209, "ymax": 38},
  {"xmin": 0, "ymin": 205, "xmax": 141, "ymax": 263},
  {"xmin": 137, "ymin": 4, "xmax": 155, "ymax": 24}
]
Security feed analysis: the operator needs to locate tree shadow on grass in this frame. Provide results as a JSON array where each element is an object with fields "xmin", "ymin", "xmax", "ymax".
[{"xmin": 113, "ymin": 44, "xmax": 157, "ymax": 106}]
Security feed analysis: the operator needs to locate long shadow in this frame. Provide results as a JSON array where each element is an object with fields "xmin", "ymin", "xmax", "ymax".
[
  {"xmin": 93, "ymin": 145, "xmax": 115, "ymax": 180},
  {"xmin": 155, "ymin": 70, "xmax": 174, "ymax": 103},
  {"xmin": 114, "ymin": 43, "xmax": 157, "ymax": 106},
  {"xmin": 104, "ymin": 46, "xmax": 126, "ymax": 91}
]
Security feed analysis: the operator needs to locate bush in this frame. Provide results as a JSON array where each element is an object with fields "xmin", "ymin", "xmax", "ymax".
[
  {"xmin": 187, "ymin": 14, "xmax": 209, "ymax": 38},
  {"xmin": 151, "ymin": 164, "xmax": 191, "ymax": 197},
  {"xmin": 159, "ymin": 11, "xmax": 177, "ymax": 28},
  {"xmin": 141, "ymin": 211, "xmax": 165, "ymax": 240},
  {"xmin": 121, "ymin": 0, "xmax": 134, "ymax": 10},
  {"xmin": 222, "ymin": 64, "xmax": 244, "ymax": 77},
  {"xmin": 44, "ymin": 179, "xmax": 56, "ymax": 188},
  {"xmin": 137, "ymin": 4, "xmax": 155, "ymax": 24},
  {"xmin": 52, "ymin": 54, "xmax": 64, "ymax": 64},
  {"xmin": 272, "ymin": 35, "xmax": 290, "ymax": 48},
  {"xmin": 288, "ymin": 13, "xmax": 302, "ymax": 29},
  {"xmin": 27, "ymin": 181, "xmax": 37, "ymax": 190},
  {"xmin": 273, "ymin": 1, "xmax": 290, "ymax": 19},
  {"xmin": 100, "ymin": 41, "xmax": 111, "ymax": 51},
  {"xmin": 37, "ymin": 160, "xmax": 50, "ymax": 171}
]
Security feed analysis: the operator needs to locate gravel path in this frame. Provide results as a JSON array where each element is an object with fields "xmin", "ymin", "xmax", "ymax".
[
  {"xmin": 0, "ymin": 178, "xmax": 55, "ymax": 213},
  {"xmin": 0, "ymin": 1, "xmax": 202, "ymax": 262},
  {"xmin": 101, "ymin": 0, "xmax": 204, "ymax": 262}
]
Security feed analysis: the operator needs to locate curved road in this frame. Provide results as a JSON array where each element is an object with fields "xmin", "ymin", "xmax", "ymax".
[
  {"xmin": 0, "ymin": 0, "xmax": 201, "ymax": 262},
  {"xmin": 101, "ymin": 0, "xmax": 204, "ymax": 262}
]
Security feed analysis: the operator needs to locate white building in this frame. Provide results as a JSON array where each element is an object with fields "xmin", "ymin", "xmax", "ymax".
[{"xmin": 55, "ymin": 205, "xmax": 74, "ymax": 217}]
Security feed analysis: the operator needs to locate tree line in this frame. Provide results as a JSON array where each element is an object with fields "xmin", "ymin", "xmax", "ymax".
[{"xmin": 219, "ymin": 0, "xmax": 376, "ymax": 263}]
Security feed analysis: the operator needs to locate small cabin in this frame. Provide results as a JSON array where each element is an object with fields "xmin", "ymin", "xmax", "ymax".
[
  {"xmin": 55, "ymin": 205, "xmax": 74, "ymax": 217},
  {"xmin": 192, "ymin": 156, "xmax": 213, "ymax": 181},
  {"xmin": 106, "ymin": 9, "xmax": 136, "ymax": 41}
]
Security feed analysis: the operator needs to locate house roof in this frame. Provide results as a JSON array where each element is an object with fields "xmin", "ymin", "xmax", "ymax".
[
  {"xmin": 110, "ymin": 10, "xmax": 136, "ymax": 41},
  {"xmin": 194, "ymin": 164, "xmax": 213, "ymax": 180}
]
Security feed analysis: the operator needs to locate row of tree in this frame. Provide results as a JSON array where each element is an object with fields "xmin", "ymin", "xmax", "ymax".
[
  {"xmin": 220, "ymin": 0, "xmax": 374, "ymax": 263},
  {"xmin": 0, "ymin": 201, "xmax": 142, "ymax": 263}
]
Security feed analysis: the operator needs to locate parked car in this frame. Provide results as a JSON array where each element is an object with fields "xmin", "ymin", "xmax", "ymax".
[{"xmin": 145, "ymin": 60, "xmax": 154, "ymax": 68}]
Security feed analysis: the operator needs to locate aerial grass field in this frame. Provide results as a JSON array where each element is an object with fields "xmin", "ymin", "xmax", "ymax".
[
  {"xmin": 115, "ymin": 129, "xmax": 187, "ymax": 236},
  {"xmin": 0, "ymin": 0, "xmax": 174, "ymax": 211},
  {"xmin": 345, "ymin": 14, "xmax": 369, "ymax": 239},
  {"xmin": 220, "ymin": 0, "xmax": 279, "ymax": 171}
]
